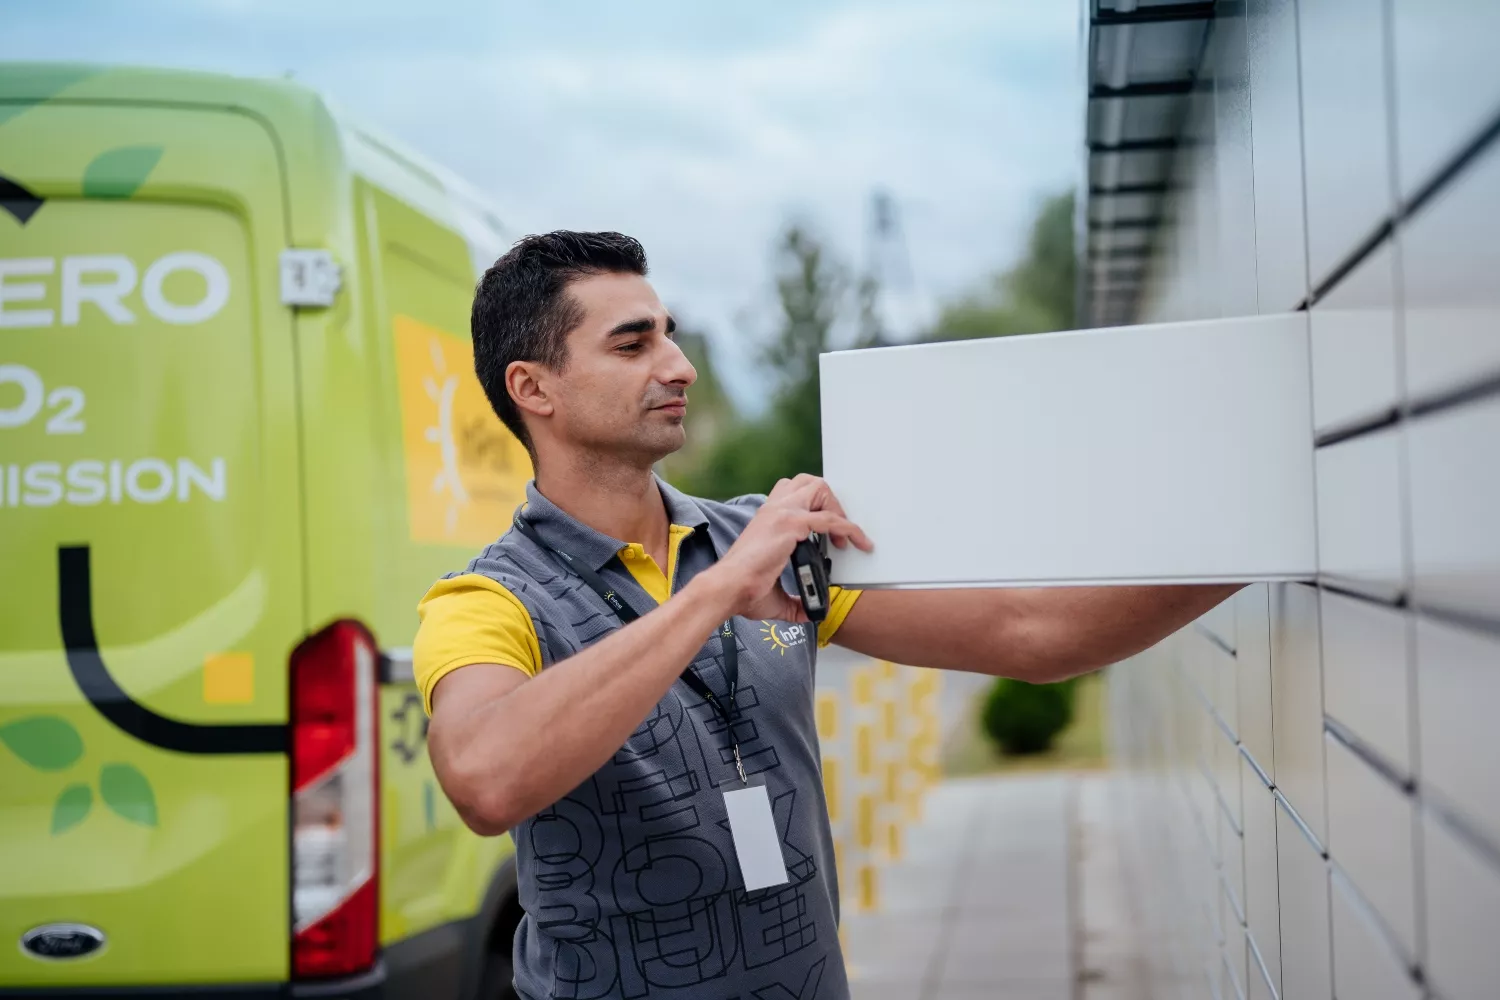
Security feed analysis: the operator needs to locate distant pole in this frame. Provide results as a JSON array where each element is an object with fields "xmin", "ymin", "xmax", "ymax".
[
  {"xmin": 863, "ymin": 189, "xmax": 915, "ymax": 345},
  {"xmin": 865, "ymin": 188, "xmax": 913, "ymax": 292}
]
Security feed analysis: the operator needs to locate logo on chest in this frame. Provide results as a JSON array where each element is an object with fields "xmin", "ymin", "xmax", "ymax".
[{"xmin": 759, "ymin": 621, "xmax": 810, "ymax": 654}]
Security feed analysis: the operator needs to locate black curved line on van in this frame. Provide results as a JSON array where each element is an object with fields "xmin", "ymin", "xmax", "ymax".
[
  {"xmin": 0, "ymin": 173, "xmax": 44, "ymax": 225},
  {"xmin": 59, "ymin": 546, "xmax": 286, "ymax": 754}
]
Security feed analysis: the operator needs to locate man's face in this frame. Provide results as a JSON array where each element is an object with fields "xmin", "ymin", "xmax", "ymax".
[{"xmin": 540, "ymin": 271, "xmax": 697, "ymax": 465}]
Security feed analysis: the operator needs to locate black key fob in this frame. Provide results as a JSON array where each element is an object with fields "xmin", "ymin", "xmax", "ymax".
[{"xmin": 790, "ymin": 533, "xmax": 832, "ymax": 623}]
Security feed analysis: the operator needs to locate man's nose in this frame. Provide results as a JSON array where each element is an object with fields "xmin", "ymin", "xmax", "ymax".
[{"xmin": 661, "ymin": 338, "xmax": 698, "ymax": 388}]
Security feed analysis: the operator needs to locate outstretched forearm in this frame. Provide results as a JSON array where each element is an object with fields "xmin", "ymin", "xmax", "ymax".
[
  {"xmin": 998, "ymin": 583, "xmax": 1243, "ymax": 679},
  {"xmin": 834, "ymin": 584, "xmax": 1244, "ymax": 681},
  {"xmin": 430, "ymin": 570, "xmax": 737, "ymax": 834}
]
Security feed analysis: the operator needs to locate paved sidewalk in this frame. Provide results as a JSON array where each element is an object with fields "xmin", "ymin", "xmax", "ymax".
[
  {"xmin": 842, "ymin": 774, "xmax": 1075, "ymax": 1000},
  {"xmin": 842, "ymin": 773, "xmax": 1150, "ymax": 1000},
  {"xmin": 1072, "ymin": 774, "xmax": 1155, "ymax": 1000}
]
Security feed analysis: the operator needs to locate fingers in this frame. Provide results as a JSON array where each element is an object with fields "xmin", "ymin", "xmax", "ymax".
[
  {"xmin": 781, "ymin": 480, "xmax": 861, "ymax": 548},
  {"xmin": 773, "ymin": 475, "xmax": 849, "ymax": 519},
  {"xmin": 766, "ymin": 478, "xmax": 799, "ymax": 502},
  {"xmin": 767, "ymin": 473, "xmax": 819, "ymax": 499},
  {"xmin": 751, "ymin": 477, "xmax": 874, "ymax": 566},
  {"xmin": 803, "ymin": 510, "xmax": 873, "ymax": 552}
]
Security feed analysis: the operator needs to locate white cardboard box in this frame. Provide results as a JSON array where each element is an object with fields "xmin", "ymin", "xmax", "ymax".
[{"xmin": 819, "ymin": 314, "xmax": 1317, "ymax": 588}]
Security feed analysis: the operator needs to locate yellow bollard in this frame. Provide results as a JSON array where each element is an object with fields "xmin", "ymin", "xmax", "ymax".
[
  {"xmin": 852, "ymin": 668, "xmax": 874, "ymax": 706},
  {"xmin": 816, "ymin": 691, "xmax": 839, "ymax": 740},
  {"xmin": 856, "ymin": 724, "xmax": 874, "ymax": 777},
  {"xmin": 858, "ymin": 863, "xmax": 880, "ymax": 912},
  {"xmin": 857, "ymin": 794, "xmax": 876, "ymax": 849}
]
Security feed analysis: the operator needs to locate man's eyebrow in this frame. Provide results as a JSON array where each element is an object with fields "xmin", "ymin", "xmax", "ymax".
[
  {"xmin": 666, "ymin": 315, "xmax": 677, "ymax": 336},
  {"xmin": 607, "ymin": 316, "xmax": 671, "ymax": 338},
  {"xmin": 607, "ymin": 317, "xmax": 655, "ymax": 337}
]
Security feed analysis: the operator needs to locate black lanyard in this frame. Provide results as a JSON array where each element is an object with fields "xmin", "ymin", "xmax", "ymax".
[{"xmin": 512, "ymin": 515, "xmax": 748, "ymax": 784}]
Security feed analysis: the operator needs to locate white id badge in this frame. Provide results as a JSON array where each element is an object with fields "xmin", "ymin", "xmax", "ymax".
[{"xmin": 723, "ymin": 784, "xmax": 790, "ymax": 891}]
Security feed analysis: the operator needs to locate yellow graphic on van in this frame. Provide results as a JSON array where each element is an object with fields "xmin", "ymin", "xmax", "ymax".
[
  {"xmin": 202, "ymin": 652, "xmax": 254, "ymax": 705},
  {"xmin": 393, "ymin": 315, "xmax": 529, "ymax": 545}
]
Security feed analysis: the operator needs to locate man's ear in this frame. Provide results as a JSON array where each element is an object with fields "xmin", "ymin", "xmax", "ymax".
[{"xmin": 507, "ymin": 360, "xmax": 555, "ymax": 420}]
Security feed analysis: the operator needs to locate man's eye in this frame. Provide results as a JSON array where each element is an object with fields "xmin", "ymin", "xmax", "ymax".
[{"xmin": 618, "ymin": 342, "xmax": 643, "ymax": 353}]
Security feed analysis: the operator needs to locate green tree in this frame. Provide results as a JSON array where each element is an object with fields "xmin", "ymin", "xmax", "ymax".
[
  {"xmin": 671, "ymin": 224, "xmax": 851, "ymax": 500},
  {"xmin": 658, "ymin": 325, "xmax": 736, "ymax": 486},
  {"xmin": 980, "ymin": 676, "xmax": 1078, "ymax": 756},
  {"xmin": 926, "ymin": 190, "xmax": 1076, "ymax": 342},
  {"xmin": 670, "ymin": 193, "xmax": 1079, "ymax": 499},
  {"xmin": 761, "ymin": 225, "xmax": 846, "ymax": 480}
]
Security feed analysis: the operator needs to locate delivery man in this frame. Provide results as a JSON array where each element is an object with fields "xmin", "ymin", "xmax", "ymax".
[{"xmin": 416, "ymin": 230, "xmax": 1237, "ymax": 1000}]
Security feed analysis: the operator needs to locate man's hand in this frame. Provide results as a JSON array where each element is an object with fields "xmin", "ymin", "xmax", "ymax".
[
  {"xmin": 430, "ymin": 475, "xmax": 870, "ymax": 835},
  {"xmin": 704, "ymin": 474, "xmax": 873, "ymax": 622}
]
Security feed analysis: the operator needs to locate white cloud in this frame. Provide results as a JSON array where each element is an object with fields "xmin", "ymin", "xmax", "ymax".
[
  {"xmin": 5, "ymin": 0, "xmax": 1082, "ymax": 411},
  {"xmin": 304, "ymin": 1, "xmax": 1082, "ymax": 408}
]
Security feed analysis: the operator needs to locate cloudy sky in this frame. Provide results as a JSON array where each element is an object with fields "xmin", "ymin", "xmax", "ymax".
[{"xmin": 6, "ymin": 0, "xmax": 1084, "ymax": 410}]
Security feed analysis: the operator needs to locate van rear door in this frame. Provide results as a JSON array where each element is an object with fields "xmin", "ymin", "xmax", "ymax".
[{"xmin": 0, "ymin": 77, "xmax": 303, "ymax": 988}]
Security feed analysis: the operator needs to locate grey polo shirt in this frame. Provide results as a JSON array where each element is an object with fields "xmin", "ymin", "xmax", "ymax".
[{"xmin": 438, "ymin": 478, "xmax": 850, "ymax": 1000}]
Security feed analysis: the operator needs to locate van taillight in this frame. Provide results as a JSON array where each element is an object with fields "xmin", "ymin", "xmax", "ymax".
[{"xmin": 290, "ymin": 621, "xmax": 379, "ymax": 979}]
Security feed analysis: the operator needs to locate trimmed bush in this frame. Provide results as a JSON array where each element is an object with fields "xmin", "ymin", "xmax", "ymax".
[{"xmin": 980, "ymin": 676, "xmax": 1076, "ymax": 756}]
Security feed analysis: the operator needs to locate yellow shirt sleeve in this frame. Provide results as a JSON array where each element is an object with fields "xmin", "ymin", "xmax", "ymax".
[
  {"xmin": 818, "ymin": 586, "xmax": 862, "ymax": 647},
  {"xmin": 414, "ymin": 573, "xmax": 542, "ymax": 715}
]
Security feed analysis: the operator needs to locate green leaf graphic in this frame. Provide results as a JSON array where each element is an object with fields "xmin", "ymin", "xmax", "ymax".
[
  {"xmin": 100, "ymin": 763, "xmax": 157, "ymax": 827},
  {"xmin": 0, "ymin": 716, "xmax": 84, "ymax": 771},
  {"xmin": 82, "ymin": 146, "xmax": 164, "ymax": 199},
  {"xmin": 51, "ymin": 784, "xmax": 93, "ymax": 834}
]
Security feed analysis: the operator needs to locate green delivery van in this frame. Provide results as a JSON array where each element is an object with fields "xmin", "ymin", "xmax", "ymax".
[{"xmin": 0, "ymin": 63, "xmax": 534, "ymax": 998}]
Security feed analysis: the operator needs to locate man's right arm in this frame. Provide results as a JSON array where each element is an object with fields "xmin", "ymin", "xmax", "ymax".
[
  {"xmin": 427, "ymin": 475, "xmax": 872, "ymax": 836},
  {"xmin": 427, "ymin": 567, "xmax": 741, "ymax": 835}
]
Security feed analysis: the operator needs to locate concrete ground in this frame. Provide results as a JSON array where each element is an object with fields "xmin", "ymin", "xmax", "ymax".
[{"xmin": 842, "ymin": 773, "xmax": 1148, "ymax": 1000}]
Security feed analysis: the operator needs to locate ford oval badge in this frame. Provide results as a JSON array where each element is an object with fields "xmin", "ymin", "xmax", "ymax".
[{"xmin": 20, "ymin": 923, "xmax": 105, "ymax": 960}]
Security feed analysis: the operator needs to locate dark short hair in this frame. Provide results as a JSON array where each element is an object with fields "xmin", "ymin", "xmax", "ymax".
[{"xmin": 471, "ymin": 231, "xmax": 649, "ymax": 449}]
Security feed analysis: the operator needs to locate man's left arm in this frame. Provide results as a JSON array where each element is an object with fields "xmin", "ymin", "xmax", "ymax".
[{"xmin": 831, "ymin": 584, "xmax": 1243, "ymax": 682}]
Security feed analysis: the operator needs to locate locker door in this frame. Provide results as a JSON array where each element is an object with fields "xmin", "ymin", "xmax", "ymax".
[{"xmin": 819, "ymin": 314, "xmax": 1316, "ymax": 588}]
